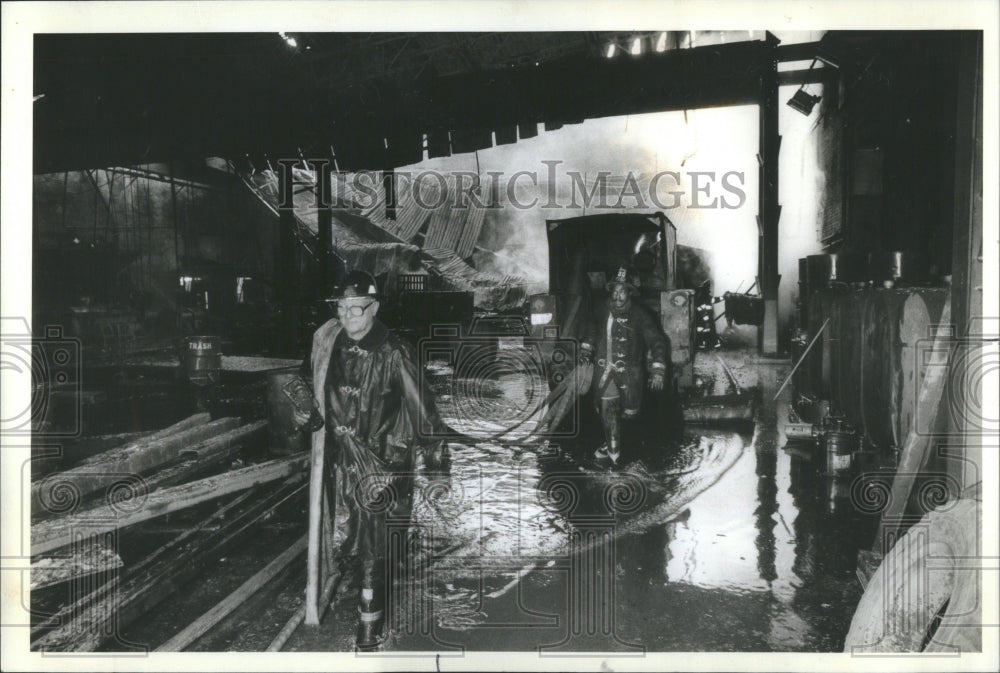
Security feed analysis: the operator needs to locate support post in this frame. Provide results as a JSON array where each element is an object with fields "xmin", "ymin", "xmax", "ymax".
[
  {"xmin": 947, "ymin": 32, "xmax": 984, "ymax": 495},
  {"xmin": 304, "ymin": 434, "xmax": 326, "ymax": 625},
  {"xmin": 383, "ymin": 169, "xmax": 397, "ymax": 221},
  {"xmin": 758, "ymin": 33, "xmax": 782, "ymax": 355},
  {"xmin": 278, "ymin": 208, "xmax": 298, "ymax": 353},
  {"xmin": 318, "ymin": 206, "xmax": 333, "ymax": 292}
]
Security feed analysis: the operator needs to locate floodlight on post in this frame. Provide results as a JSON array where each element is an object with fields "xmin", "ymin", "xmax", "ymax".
[
  {"xmin": 787, "ymin": 89, "xmax": 821, "ymax": 116},
  {"xmin": 787, "ymin": 58, "xmax": 822, "ymax": 116}
]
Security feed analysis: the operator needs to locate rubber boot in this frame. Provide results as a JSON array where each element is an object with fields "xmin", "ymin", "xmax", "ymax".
[
  {"xmin": 599, "ymin": 397, "xmax": 622, "ymax": 467},
  {"xmin": 355, "ymin": 572, "xmax": 385, "ymax": 651}
]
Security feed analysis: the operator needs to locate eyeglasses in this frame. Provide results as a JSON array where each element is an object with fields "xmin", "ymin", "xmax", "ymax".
[{"xmin": 336, "ymin": 301, "xmax": 376, "ymax": 317}]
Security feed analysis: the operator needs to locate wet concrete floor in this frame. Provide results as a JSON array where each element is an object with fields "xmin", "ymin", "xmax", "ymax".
[{"xmin": 104, "ymin": 347, "xmax": 872, "ymax": 652}]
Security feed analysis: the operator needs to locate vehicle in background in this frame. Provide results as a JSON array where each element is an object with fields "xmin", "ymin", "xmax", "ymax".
[{"xmin": 528, "ymin": 212, "xmax": 695, "ymax": 390}]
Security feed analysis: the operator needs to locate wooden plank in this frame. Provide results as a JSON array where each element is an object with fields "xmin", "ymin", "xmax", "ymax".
[
  {"xmin": 304, "ymin": 435, "xmax": 326, "ymax": 625},
  {"xmin": 83, "ymin": 413, "xmax": 210, "ymax": 459},
  {"xmin": 30, "ymin": 543, "xmax": 123, "ymax": 590},
  {"xmin": 29, "ymin": 488, "xmax": 259, "ymax": 642},
  {"xmin": 109, "ymin": 421, "xmax": 267, "ymax": 495},
  {"xmin": 32, "ymin": 417, "xmax": 238, "ymax": 515},
  {"xmin": 155, "ymin": 534, "xmax": 308, "ymax": 651},
  {"xmin": 266, "ymin": 565, "xmax": 341, "ymax": 651},
  {"xmin": 32, "ymin": 479, "xmax": 307, "ymax": 652},
  {"xmin": 32, "ymin": 431, "xmax": 152, "ymax": 479},
  {"xmin": 32, "ymin": 453, "xmax": 310, "ymax": 556},
  {"xmin": 80, "ymin": 415, "xmax": 231, "ymax": 467},
  {"xmin": 219, "ymin": 355, "xmax": 302, "ymax": 372},
  {"xmin": 874, "ymin": 298, "xmax": 952, "ymax": 552},
  {"xmin": 32, "ymin": 413, "xmax": 207, "ymax": 480}
]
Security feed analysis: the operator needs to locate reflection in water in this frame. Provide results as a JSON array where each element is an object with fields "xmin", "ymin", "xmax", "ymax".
[
  {"xmin": 395, "ymin": 366, "xmax": 865, "ymax": 651},
  {"xmin": 406, "ymin": 427, "xmax": 747, "ymax": 636},
  {"xmin": 664, "ymin": 445, "xmax": 766, "ymax": 593},
  {"xmin": 755, "ymin": 445, "xmax": 779, "ymax": 585}
]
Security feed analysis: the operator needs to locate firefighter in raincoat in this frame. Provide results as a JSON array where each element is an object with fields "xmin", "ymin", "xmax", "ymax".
[
  {"xmin": 297, "ymin": 270, "xmax": 449, "ymax": 650},
  {"xmin": 581, "ymin": 267, "xmax": 668, "ymax": 467}
]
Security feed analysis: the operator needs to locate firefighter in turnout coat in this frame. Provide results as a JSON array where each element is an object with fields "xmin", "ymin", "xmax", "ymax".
[
  {"xmin": 581, "ymin": 267, "xmax": 668, "ymax": 467},
  {"xmin": 298, "ymin": 271, "xmax": 448, "ymax": 650}
]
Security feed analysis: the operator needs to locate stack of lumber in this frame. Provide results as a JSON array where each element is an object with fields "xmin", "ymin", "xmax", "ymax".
[{"xmin": 29, "ymin": 413, "xmax": 310, "ymax": 652}]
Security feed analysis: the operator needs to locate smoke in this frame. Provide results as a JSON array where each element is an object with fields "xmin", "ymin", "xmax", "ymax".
[
  {"xmin": 777, "ymin": 84, "xmax": 827, "ymax": 329},
  {"xmin": 407, "ymin": 102, "xmax": 825, "ymax": 331}
]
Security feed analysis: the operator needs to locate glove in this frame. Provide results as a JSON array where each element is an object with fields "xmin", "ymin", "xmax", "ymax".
[{"xmin": 649, "ymin": 371, "xmax": 665, "ymax": 392}]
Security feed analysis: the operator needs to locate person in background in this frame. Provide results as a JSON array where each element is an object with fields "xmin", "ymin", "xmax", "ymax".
[
  {"xmin": 297, "ymin": 270, "xmax": 449, "ymax": 650},
  {"xmin": 580, "ymin": 267, "xmax": 669, "ymax": 468}
]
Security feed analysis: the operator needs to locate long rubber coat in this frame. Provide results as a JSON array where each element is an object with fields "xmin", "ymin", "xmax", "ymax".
[
  {"xmin": 582, "ymin": 300, "xmax": 669, "ymax": 414},
  {"xmin": 304, "ymin": 318, "xmax": 444, "ymax": 580}
]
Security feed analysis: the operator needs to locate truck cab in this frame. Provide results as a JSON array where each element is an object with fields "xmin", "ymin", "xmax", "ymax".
[{"xmin": 528, "ymin": 212, "xmax": 695, "ymax": 389}]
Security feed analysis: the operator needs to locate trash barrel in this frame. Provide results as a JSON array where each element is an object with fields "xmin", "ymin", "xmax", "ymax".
[{"xmin": 184, "ymin": 336, "xmax": 221, "ymax": 386}]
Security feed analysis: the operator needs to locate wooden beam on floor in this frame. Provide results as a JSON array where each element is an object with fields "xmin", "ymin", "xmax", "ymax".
[
  {"xmin": 31, "ymin": 479, "xmax": 307, "ymax": 652},
  {"xmin": 32, "ymin": 414, "xmax": 228, "ymax": 514},
  {"xmin": 155, "ymin": 534, "xmax": 308, "ymax": 651},
  {"xmin": 30, "ymin": 542, "xmax": 123, "ymax": 591},
  {"xmin": 29, "ymin": 488, "xmax": 257, "ymax": 643},
  {"xmin": 32, "ymin": 430, "xmax": 152, "ymax": 479},
  {"xmin": 32, "ymin": 453, "xmax": 309, "ymax": 556},
  {"xmin": 123, "ymin": 421, "xmax": 267, "ymax": 493}
]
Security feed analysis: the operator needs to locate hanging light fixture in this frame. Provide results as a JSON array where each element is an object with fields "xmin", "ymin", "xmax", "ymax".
[{"xmin": 787, "ymin": 58, "xmax": 822, "ymax": 116}]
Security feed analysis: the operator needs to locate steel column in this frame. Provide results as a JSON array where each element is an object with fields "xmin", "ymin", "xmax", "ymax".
[
  {"xmin": 758, "ymin": 34, "xmax": 782, "ymax": 354},
  {"xmin": 278, "ymin": 208, "xmax": 299, "ymax": 354},
  {"xmin": 317, "ymin": 206, "xmax": 333, "ymax": 292}
]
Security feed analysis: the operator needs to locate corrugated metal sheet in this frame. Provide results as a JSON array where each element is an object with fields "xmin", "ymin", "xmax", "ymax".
[
  {"xmin": 360, "ymin": 172, "xmax": 434, "ymax": 242},
  {"xmin": 338, "ymin": 240, "xmax": 420, "ymax": 278},
  {"xmin": 237, "ymin": 163, "xmax": 523, "ymax": 307},
  {"xmin": 418, "ymin": 177, "xmax": 487, "ymax": 258},
  {"xmin": 359, "ymin": 173, "xmax": 486, "ymax": 258},
  {"xmin": 422, "ymin": 247, "xmax": 527, "ymax": 311},
  {"xmin": 456, "ymin": 203, "xmax": 487, "ymax": 258}
]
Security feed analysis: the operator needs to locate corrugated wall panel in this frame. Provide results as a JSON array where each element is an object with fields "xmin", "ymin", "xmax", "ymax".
[{"xmin": 455, "ymin": 203, "xmax": 486, "ymax": 258}]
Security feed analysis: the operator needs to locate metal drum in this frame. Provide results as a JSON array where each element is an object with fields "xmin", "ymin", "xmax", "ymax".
[
  {"xmin": 266, "ymin": 366, "xmax": 311, "ymax": 455},
  {"xmin": 814, "ymin": 291, "xmax": 838, "ymax": 399},
  {"xmin": 828, "ymin": 252, "xmax": 869, "ymax": 283},
  {"xmin": 860, "ymin": 290, "xmax": 906, "ymax": 449},
  {"xmin": 827, "ymin": 291, "xmax": 851, "ymax": 412},
  {"xmin": 184, "ymin": 335, "xmax": 221, "ymax": 386},
  {"xmin": 806, "ymin": 254, "xmax": 833, "ymax": 289},
  {"xmin": 897, "ymin": 289, "xmax": 948, "ymax": 443},
  {"xmin": 856, "ymin": 288, "xmax": 948, "ymax": 450},
  {"xmin": 823, "ymin": 428, "xmax": 858, "ymax": 477},
  {"xmin": 807, "ymin": 252, "xmax": 869, "ymax": 288},
  {"xmin": 836, "ymin": 290, "xmax": 866, "ymax": 431},
  {"xmin": 868, "ymin": 250, "xmax": 929, "ymax": 286}
]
